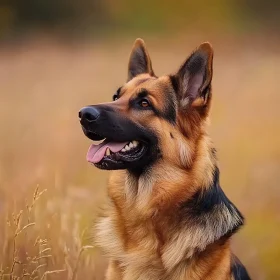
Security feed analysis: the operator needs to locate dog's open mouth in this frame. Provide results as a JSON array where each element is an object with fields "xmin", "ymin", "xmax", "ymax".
[
  {"xmin": 80, "ymin": 111, "xmax": 158, "ymax": 170},
  {"xmin": 86, "ymin": 137, "xmax": 148, "ymax": 169}
]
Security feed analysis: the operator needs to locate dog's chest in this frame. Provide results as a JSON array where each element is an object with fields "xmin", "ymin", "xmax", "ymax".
[
  {"xmin": 95, "ymin": 215, "xmax": 167, "ymax": 278},
  {"xmin": 95, "ymin": 214, "xmax": 159, "ymax": 258}
]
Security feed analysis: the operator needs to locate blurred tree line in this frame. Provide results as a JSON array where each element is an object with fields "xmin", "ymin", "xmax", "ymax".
[
  {"xmin": 0, "ymin": 0, "xmax": 279, "ymax": 38},
  {"xmin": 0, "ymin": 0, "xmax": 109, "ymax": 36}
]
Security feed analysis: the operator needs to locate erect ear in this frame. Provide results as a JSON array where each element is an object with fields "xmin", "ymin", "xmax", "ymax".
[
  {"xmin": 174, "ymin": 42, "xmax": 213, "ymax": 109},
  {"xmin": 127, "ymin": 38, "xmax": 154, "ymax": 81}
]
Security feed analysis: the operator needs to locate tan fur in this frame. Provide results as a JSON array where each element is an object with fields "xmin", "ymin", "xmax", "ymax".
[
  {"xmin": 94, "ymin": 132, "xmax": 235, "ymax": 279},
  {"xmin": 90, "ymin": 40, "xmax": 244, "ymax": 279}
]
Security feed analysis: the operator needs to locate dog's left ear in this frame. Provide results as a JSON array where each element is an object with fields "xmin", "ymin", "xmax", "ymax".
[
  {"xmin": 173, "ymin": 42, "xmax": 213, "ymax": 109},
  {"xmin": 127, "ymin": 38, "xmax": 154, "ymax": 81}
]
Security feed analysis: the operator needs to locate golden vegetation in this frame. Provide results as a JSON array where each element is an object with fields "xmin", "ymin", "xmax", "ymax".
[{"xmin": 0, "ymin": 185, "xmax": 103, "ymax": 280}]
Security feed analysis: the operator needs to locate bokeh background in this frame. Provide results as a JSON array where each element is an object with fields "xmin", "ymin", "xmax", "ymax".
[{"xmin": 0, "ymin": 1, "xmax": 279, "ymax": 279}]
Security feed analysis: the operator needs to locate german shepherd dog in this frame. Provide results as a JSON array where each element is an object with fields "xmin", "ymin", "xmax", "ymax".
[{"xmin": 79, "ymin": 39, "xmax": 251, "ymax": 280}]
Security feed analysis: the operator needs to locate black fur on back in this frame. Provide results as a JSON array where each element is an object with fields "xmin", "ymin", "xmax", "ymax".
[
  {"xmin": 180, "ymin": 167, "xmax": 244, "ymax": 239},
  {"xmin": 231, "ymin": 256, "xmax": 251, "ymax": 280}
]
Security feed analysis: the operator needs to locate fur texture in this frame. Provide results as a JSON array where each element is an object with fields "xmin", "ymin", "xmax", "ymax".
[{"xmin": 82, "ymin": 39, "xmax": 250, "ymax": 280}]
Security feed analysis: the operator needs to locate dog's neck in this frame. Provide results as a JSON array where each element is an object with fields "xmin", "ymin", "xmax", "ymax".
[
  {"xmin": 121, "ymin": 134, "xmax": 217, "ymax": 212},
  {"xmin": 160, "ymin": 166, "xmax": 244, "ymax": 267},
  {"xmin": 108, "ymin": 139, "xmax": 244, "ymax": 269},
  {"xmin": 123, "ymin": 162, "xmax": 243, "ymax": 230}
]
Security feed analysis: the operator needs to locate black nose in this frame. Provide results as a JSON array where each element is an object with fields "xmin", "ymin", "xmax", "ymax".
[{"xmin": 79, "ymin": 106, "xmax": 100, "ymax": 122}]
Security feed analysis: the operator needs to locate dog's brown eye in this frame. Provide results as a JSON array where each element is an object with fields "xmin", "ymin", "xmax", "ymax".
[
  {"xmin": 140, "ymin": 99, "xmax": 150, "ymax": 108},
  {"xmin": 113, "ymin": 95, "xmax": 118, "ymax": 101}
]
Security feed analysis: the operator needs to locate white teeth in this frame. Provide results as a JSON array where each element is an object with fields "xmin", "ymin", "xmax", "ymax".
[
  {"xmin": 121, "ymin": 141, "xmax": 139, "ymax": 153},
  {"xmin": 105, "ymin": 148, "xmax": 111, "ymax": 156}
]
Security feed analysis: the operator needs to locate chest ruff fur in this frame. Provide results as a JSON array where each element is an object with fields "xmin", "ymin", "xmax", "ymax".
[{"xmin": 94, "ymin": 167, "xmax": 247, "ymax": 280}]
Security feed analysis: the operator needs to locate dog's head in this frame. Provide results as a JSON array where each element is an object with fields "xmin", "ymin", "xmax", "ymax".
[{"xmin": 79, "ymin": 39, "xmax": 213, "ymax": 173}]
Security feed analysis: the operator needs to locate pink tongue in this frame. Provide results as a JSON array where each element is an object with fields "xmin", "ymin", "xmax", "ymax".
[{"xmin": 86, "ymin": 140, "xmax": 128, "ymax": 164}]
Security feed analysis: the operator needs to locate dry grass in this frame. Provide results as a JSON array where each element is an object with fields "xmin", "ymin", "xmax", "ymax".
[
  {"xmin": 0, "ymin": 186, "xmax": 65, "ymax": 279},
  {"xmin": 0, "ymin": 183, "xmax": 106, "ymax": 280},
  {"xmin": 0, "ymin": 33, "xmax": 279, "ymax": 279}
]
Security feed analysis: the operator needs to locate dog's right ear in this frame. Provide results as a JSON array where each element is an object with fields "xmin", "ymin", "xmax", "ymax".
[{"xmin": 127, "ymin": 38, "xmax": 154, "ymax": 81}]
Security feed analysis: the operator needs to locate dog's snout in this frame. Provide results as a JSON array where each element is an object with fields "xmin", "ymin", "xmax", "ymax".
[{"xmin": 79, "ymin": 106, "xmax": 100, "ymax": 122}]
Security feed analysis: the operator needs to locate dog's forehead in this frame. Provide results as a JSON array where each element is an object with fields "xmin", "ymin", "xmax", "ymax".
[{"xmin": 122, "ymin": 74, "xmax": 172, "ymax": 99}]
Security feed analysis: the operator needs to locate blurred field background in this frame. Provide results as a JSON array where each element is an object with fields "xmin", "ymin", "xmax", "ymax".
[{"xmin": 0, "ymin": 1, "xmax": 279, "ymax": 279}]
